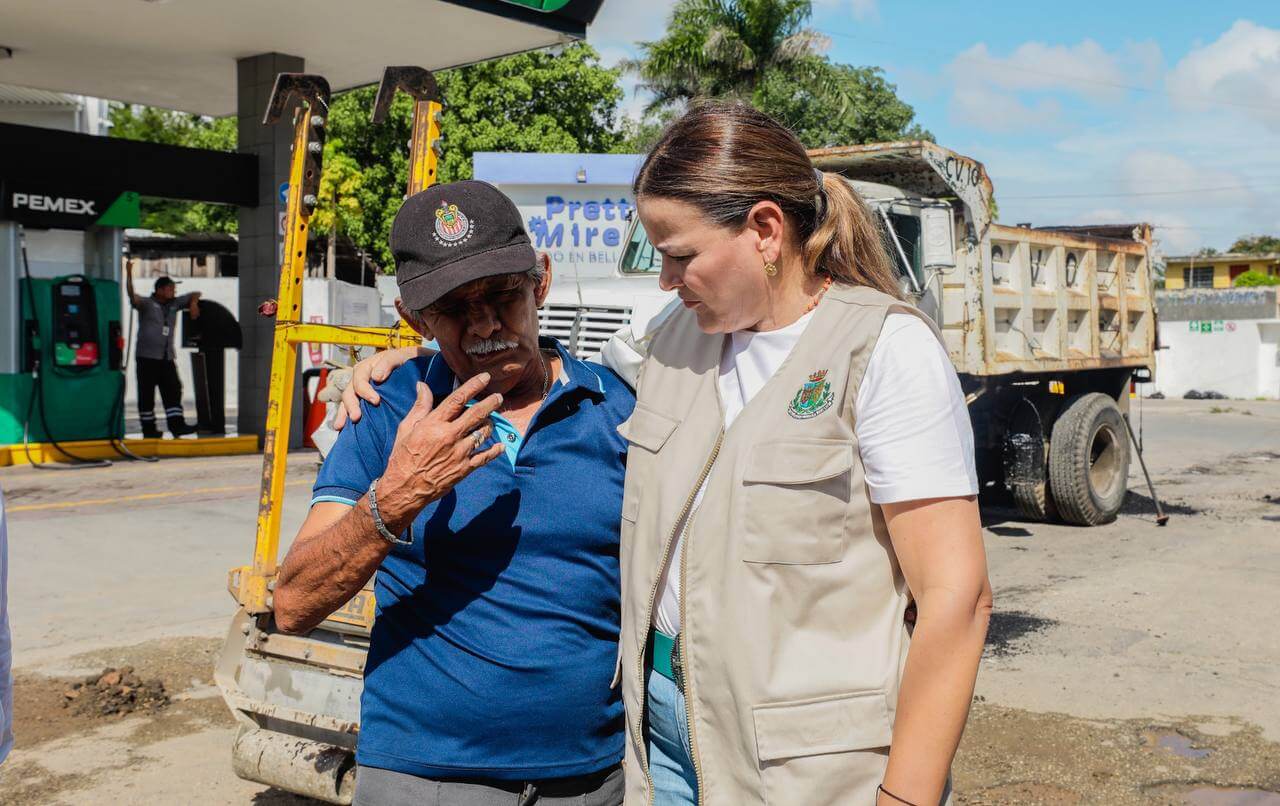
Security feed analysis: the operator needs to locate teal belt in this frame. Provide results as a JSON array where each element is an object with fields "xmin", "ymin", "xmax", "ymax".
[{"xmin": 649, "ymin": 628, "xmax": 683, "ymax": 687}]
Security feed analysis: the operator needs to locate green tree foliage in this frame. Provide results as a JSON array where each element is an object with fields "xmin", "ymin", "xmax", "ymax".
[
  {"xmin": 626, "ymin": 0, "xmax": 927, "ymax": 149},
  {"xmin": 628, "ymin": 0, "xmax": 827, "ymax": 109},
  {"xmin": 1232, "ymin": 270, "xmax": 1280, "ymax": 287},
  {"xmin": 757, "ymin": 59, "xmax": 931, "ymax": 147},
  {"xmin": 436, "ymin": 43, "xmax": 624, "ymax": 182},
  {"xmin": 106, "ymin": 44, "xmax": 622, "ymax": 271},
  {"xmin": 311, "ymin": 138, "xmax": 365, "ymax": 274},
  {"xmin": 1228, "ymin": 234, "xmax": 1280, "ymax": 254},
  {"xmin": 613, "ymin": 110, "xmax": 679, "ymax": 153},
  {"xmin": 325, "ymin": 42, "xmax": 623, "ymax": 269},
  {"xmin": 107, "ymin": 105, "xmax": 238, "ymax": 233}
]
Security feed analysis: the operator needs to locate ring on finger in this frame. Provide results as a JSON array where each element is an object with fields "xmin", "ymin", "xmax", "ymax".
[{"xmin": 470, "ymin": 428, "xmax": 486, "ymax": 451}]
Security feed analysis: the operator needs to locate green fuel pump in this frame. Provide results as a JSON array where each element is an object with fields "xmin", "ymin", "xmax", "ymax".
[{"xmin": 0, "ymin": 273, "xmax": 124, "ymax": 445}]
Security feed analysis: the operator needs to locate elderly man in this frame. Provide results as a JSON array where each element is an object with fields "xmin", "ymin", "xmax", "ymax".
[{"xmin": 273, "ymin": 181, "xmax": 632, "ymax": 806}]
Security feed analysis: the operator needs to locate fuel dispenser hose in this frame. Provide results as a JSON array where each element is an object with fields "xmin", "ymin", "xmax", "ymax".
[{"xmin": 17, "ymin": 234, "xmax": 111, "ymax": 469}]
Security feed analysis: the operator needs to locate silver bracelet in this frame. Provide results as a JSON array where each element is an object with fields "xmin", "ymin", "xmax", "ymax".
[{"xmin": 368, "ymin": 477, "xmax": 412, "ymax": 546}]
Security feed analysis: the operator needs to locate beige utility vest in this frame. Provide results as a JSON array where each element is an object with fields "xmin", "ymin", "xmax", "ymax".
[{"xmin": 619, "ymin": 284, "xmax": 935, "ymax": 806}]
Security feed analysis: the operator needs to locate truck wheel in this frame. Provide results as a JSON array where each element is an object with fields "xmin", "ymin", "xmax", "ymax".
[
  {"xmin": 1011, "ymin": 470, "xmax": 1058, "ymax": 522},
  {"xmin": 1048, "ymin": 393, "xmax": 1130, "ymax": 525},
  {"xmin": 1003, "ymin": 398, "xmax": 1057, "ymax": 522}
]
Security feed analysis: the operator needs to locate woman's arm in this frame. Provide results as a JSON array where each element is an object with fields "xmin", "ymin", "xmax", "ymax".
[
  {"xmin": 333, "ymin": 345, "xmax": 432, "ymax": 429},
  {"xmin": 877, "ymin": 495, "xmax": 992, "ymax": 805}
]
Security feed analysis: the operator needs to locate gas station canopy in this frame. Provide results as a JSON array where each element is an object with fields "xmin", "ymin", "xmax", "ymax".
[{"xmin": 0, "ymin": 0, "xmax": 604, "ymax": 115}]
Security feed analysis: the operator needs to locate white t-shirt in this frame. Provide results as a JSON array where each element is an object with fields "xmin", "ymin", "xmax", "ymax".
[{"xmin": 651, "ymin": 312, "xmax": 978, "ymax": 636}]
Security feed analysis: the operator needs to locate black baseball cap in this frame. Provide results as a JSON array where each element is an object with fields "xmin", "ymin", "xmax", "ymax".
[
  {"xmin": 391, "ymin": 180, "xmax": 536, "ymax": 311},
  {"xmin": 153, "ymin": 276, "xmax": 180, "ymax": 291}
]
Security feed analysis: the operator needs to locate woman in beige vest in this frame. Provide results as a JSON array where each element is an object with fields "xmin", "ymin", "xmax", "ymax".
[
  {"xmin": 607, "ymin": 103, "xmax": 991, "ymax": 806},
  {"xmin": 335, "ymin": 103, "xmax": 991, "ymax": 806}
]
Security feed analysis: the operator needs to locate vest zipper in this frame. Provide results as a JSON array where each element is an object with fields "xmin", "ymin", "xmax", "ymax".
[
  {"xmin": 678, "ymin": 432, "xmax": 720, "ymax": 805},
  {"xmin": 635, "ymin": 429, "xmax": 723, "ymax": 805}
]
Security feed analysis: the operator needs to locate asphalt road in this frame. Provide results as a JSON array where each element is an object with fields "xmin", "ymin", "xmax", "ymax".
[{"xmin": 2, "ymin": 398, "xmax": 1278, "ymax": 803}]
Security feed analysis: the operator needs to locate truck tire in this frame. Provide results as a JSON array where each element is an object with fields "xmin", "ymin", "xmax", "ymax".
[
  {"xmin": 1012, "ymin": 470, "xmax": 1057, "ymax": 523},
  {"xmin": 1048, "ymin": 393, "xmax": 1129, "ymax": 525},
  {"xmin": 1003, "ymin": 402, "xmax": 1057, "ymax": 522}
]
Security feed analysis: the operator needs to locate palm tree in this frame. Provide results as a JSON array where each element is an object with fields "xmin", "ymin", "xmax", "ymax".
[{"xmin": 627, "ymin": 0, "xmax": 831, "ymax": 114}]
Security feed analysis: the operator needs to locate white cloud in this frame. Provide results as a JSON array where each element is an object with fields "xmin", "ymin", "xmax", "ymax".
[
  {"xmin": 944, "ymin": 39, "xmax": 1163, "ymax": 132},
  {"xmin": 952, "ymin": 41, "xmax": 1127, "ymax": 102},
  {"xmin": 814, "ymin": 0, "xmax": 879, "ymax": 21},
  {"xmin": 587, "ymin": 0, "xmax": 678, "ymax": 56},
  {"xmin": 950, "ymin": 85, "xmax": 1062, "ymax": 131},
  {"xmin": 1118, "ymin": 150, "xmax": 1253, "ymax": 206},
  {"xmin": 932, "ymin": 23, "xmax": 1280, "ymax": 252},
  {"xmin": 1166, "ymin": 20, "xmax": 1280, "ymax": 130}
]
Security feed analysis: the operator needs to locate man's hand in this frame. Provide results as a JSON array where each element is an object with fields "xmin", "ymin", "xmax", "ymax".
[
  {"xmin": 374, "ymin": 373, "xmax": 506, "ymax": 531},
  {"xmin": 274, "ymin": 372, "xmax": 506, "ymax": 633},
  {"xmin": 333, "ymin": 346, "xmax": 426, "ymax": 429}
]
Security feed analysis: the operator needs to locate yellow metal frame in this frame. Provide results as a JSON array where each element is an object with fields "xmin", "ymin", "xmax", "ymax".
[
  {"xmin": 234, "ymin": 81, "xmax": 440, "ymax": 616},
  {"xmin": 407, "ymin": 98, "xmax": 444, "ymax": 195}
]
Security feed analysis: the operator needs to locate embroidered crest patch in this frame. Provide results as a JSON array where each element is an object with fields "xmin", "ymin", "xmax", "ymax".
[
  {"xmin": 433, "ymin": 201, "xmax": 473, "ymax": 246},
  {"xmin": 788, "ymin": 369, "xmax": 834, "ymax": 419}
]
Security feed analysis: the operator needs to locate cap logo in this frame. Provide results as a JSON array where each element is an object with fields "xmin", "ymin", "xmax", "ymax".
[{"xmin": 433, "ymin": 201, "xmax": 474, "ymax": 247}]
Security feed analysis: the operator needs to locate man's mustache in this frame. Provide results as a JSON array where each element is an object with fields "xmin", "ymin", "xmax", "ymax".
[{"xmin": 465, "ymin": 338, "xmax": 519, "ymax": 356}]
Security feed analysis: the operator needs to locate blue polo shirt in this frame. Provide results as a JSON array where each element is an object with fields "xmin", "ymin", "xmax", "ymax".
[{"xmin": 312, "ymin": 338, "xmax": 633, "ymax": 780}]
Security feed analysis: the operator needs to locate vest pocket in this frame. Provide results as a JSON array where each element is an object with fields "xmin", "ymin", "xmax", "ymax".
[
  {"xmin": 752, "ymin": 690, "xmax": 892, "ymax": 805},
  {"xmin": 618, "ymin": 404, "xmax": 677, "ymax": 524},
  {"xmin": 617, "ymin": 403, "xmax": 680, "ymax": 454},
  {"xmin": 740, "ymin": 439, "xmax": 854, "ymax": 564}
]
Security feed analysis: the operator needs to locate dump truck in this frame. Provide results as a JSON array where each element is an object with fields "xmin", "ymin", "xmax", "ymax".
[
  {"xmin": 217, "ymin": 137, "xmax": 1157, "ymax": 803},
  {"xmin": 538, "ymin": 141, "xmax": 1158, "ymax": 526}
]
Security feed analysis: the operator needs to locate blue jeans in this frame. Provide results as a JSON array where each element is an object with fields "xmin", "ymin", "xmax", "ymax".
[{"xmin": 645, "ymin": 666, "xmax": 698, "ymax": 806}]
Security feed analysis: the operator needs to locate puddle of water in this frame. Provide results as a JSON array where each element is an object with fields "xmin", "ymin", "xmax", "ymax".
[
  {"xmin": 1181, "ymin": 787, "xmax": 1280, "ymax": 806},
  {"xmin": 1143, "ymin": 729, "xmax": 1212, "ymax": 760}
]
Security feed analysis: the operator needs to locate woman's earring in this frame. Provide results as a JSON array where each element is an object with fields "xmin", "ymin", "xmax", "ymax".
[{"xmin": 763, "ymin": 260, "xmax": 778, "ymax": 277}]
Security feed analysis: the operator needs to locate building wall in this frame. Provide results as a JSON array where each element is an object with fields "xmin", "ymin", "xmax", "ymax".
[
  {"xmin": 1165, "ymin": 258, "xmax": 1278, "ymax": 290},
  {"xmin": 1154, "ymin": 318, "xmax": 1280, "ymax": 399},
  {"xmin": 1153, "ymin": 288, "xmax": 1280, "ymax": 399},
  {"xmin": 0, "ymin": 94, "xmax": 110, "ymax": 135}
]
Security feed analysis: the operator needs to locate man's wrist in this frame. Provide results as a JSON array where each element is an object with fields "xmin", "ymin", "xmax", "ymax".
[
  {"xmin": 368, "ymin": 468, "xmax": 420, "ymax": 534},
  {"xmin": 367, "ymin": 478, "xmax": 413, "ymax": 545}
]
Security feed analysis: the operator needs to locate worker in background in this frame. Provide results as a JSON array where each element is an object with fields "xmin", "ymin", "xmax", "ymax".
[{"xmin": 126, "ymin": 268, "xmax": 201, "ymax": 439}]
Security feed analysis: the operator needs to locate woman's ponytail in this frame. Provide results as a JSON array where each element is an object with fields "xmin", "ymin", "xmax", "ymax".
[
  {"xmin": 636, "ymin": 101, "xmax": 901, "ymax": 300},
  {"xmin": 804, "ymin": 172, "xmax": 903, "ymax": 299}
]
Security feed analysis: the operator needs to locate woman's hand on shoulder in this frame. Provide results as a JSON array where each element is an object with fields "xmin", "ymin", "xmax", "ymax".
[{"xmin": 333, "ymin": 346, "xmax": 434, "ymax": 430}]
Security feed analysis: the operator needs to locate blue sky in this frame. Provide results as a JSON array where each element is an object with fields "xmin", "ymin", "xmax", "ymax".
[{"xmin": 587, "ymin": 1, "xmax": 1280, "ymax": 255}]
